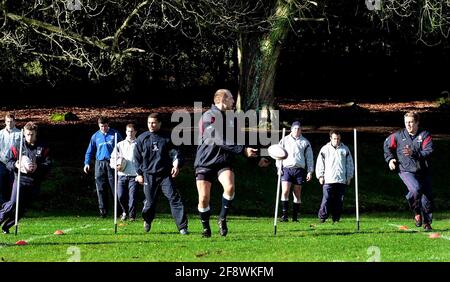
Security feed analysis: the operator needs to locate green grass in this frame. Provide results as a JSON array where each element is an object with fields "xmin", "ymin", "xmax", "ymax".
[
  {"xmin": 2, "ymin": 131, "xmax": 449, "ymax": 263},
  {"xmin": 1, "ymin": 212, "xmax": 449, "ymax": 262}
]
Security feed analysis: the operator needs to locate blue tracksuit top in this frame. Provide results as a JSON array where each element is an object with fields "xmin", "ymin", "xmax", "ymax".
[{"xmin": 84, "ymin": 129, "xmax": 123, "ymax": 165}]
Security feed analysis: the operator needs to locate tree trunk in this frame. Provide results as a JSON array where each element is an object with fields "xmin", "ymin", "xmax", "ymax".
[{"xmin": 236, "ymin": 0, "xmax": 294, "ymax": 111}]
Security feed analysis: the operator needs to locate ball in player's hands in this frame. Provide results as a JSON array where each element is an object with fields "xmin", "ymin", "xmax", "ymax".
[{"xmin": 21, "ymin": 156, "xmax": 35, "ymax": 173}]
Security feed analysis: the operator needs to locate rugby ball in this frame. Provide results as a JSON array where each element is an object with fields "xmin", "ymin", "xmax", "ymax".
[
  {"xmin": 116, "ymin": 157, "xmax": 127, "ymax": 172},
  {"xmin": 20, "ymin": 156, "xmax": 34, "ymax": 173},
  {"xmin": 267, "ymin": 144, "xmax": 288, "ymax": 160}
]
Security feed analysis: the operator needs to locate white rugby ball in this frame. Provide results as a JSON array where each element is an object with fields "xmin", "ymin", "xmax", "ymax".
[
  {"xmin": 20, "ymin": 156, "xmax": 34, "ymax": 173},
  {"xmin": 116, "ymin": 157, "xmax": 127, "ymax": 172},
  {"xmin": 267, "ymin": 144, "xmax": 288, "ymax": 160}
]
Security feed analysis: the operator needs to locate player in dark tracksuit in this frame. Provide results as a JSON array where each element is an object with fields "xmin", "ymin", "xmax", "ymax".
[
  {"xmin": 134, "ymin": 113, "xmax": 188, "ymax": 235},
  {"xmin": 195, "ymin": 89, "xmax": 257, "ymax": 238},
  {"xmin": 0, "ymin": 122, "xmax": 51, "ymax": 234},
  {"xmin": 383, "ymin": 111, "xmax": 434, "ymax": 230}
]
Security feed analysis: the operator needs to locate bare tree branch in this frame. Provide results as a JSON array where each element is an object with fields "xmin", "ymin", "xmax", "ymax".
[
  {"xmin": 6, "ymin": 12, "xmax": 110, "ymax": 50},
  {"xmin": 112, "ymin": 0, "xmax": 152, "ymax": 53}
]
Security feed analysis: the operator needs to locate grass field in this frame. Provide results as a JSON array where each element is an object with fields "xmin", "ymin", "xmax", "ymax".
[
  {"xmin": 1, "ymin": 131, "xmax": 449, "ymax": 264},
  {"xmin": 1, "ymin": 211, "xmax": 449, "ymax": 262}
]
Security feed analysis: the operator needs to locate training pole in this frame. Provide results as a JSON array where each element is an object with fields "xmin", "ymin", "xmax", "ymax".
[
  {"xmin": 354, "ymin": 128, "xmax": 360, "ymax": 231},
  {"xmin": 114, "ymin": 133, "xmax": 118, "ymax": 234},
  {"xmin": 14, "ymin": 129, "xmax": 24, "ymax": 236},
  {"xmin": 273, "ymin": 128, "xmax": 286, "ymax": 236}
]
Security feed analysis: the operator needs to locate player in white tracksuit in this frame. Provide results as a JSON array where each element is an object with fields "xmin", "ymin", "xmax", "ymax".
[
  {"xmin": 110, "ymin": 124, "xmax": 138, "ymax": 221},
  {"xmin": 276, "ymin": 121, "xmax": 314, "ymax": 222},
  {"xmin": 315, "ymin": 130, "xmax": 354, "ymax": 223}
]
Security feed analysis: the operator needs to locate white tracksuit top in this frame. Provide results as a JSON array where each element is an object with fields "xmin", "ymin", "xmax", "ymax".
[
  {"xmin": 315, "ymin": 142, "xmax": 354, "ymax": 185},
  {"xmin": 0, "ymin": 127, "xmax": 21, "ymax": 165},
  {"xmin": 277, "ymin": 135, "xmax": 314, "ymax": 172},
  {"xmin": 110, "ymin": 138, "xmax": 137, "ymax": 176}
]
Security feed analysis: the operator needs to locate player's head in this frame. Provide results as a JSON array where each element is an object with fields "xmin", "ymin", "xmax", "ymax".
[
  {"xmin": 148, "ymin": 113, "xmax": 161, "ymax": 132},
  {"xmin": 125, "ymin": 123, "xmax": 137, "ymax": 139},
  {"xmin": 24, "ymin": 122, "xmax": 38, "ymax": 144},
  {"xmin": 404, "ymin": 111, "xmax": 419, "ymax": 135},
  {"xmin": 98, "ymin": 116, "xmax": 109, "ymax": 134},
  {"xmin": 291, "ymin": 121, "xmax": 301, "ymax": 138},
  {"xmin": 214, "ymin": 89, "xmax": 234, "ymax": 111},
  {"xmin": 329, "ymin": 130, "xmax": 341, "ymax": 147},
  {"xmin": 5, "ymin": 112, "xmax": 16, "ymax": 130}
]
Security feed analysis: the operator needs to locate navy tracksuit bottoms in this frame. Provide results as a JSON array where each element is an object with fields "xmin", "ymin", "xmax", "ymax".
[
  {"xmin": 95, "ymin": 160, "xmax": 116, "ymax": 214},
  {"xmin": 318, "ymin": 183, "xmax": 346, "ymax": 222},
  {"xmin": 118, "ymin": 175, "xmax": 138, "ymax": 218},
  {"xmin": 0, "ymin": 178, "xmax": 38, "ymax": 231},
  {"xmin": 398, "ymin": 171, "xmax": 433, "ymax": 224},
  {"xmin": 142, "ymin": 173, "xmax": 188, "ymax": 231},
  {"xmin": 0, "ymin": 162, "xmax": 14, "ymax": 205}
]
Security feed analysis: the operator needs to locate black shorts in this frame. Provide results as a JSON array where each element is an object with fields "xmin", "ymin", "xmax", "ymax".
[
  {"xmin": 281, "ymin": 167, "xmax": 307, "ymax": 185},
  {"xmin": 195, "ymin": 165, "xmax": 232, "ymax": 183}
]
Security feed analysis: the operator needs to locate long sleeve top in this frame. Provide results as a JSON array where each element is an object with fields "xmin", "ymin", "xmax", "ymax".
[
  {"xmin": 7, "ymin": 139, "xmax": 51, "ymax": 186},
  {"xmin": 277, "ymin": 134, "xmax": 314, "ymax": 172},
  {"xmin": 133, "ymin": 131, "xmax": 181, "ymax": 176},
  {"xmin": 194, "ymin": 104, "xmax": 244, "ymax": 168},
  {"xmin": 110, "ymin": 138, "xmax": 138, "ymax": 176},
  {"xmin": 84, "ymin": 128, "xmax": 123, "ymax": 165},
  {"xmin": 383, "ymin": 128, "xmax": 433, "ymax": 173},
  {"xmin": 315, "ymin": 142, "xmax": 354, "ymax": 185},
  {"xmin": 0, "ymin": 127, "xmax": 21, "ymax": 165}
]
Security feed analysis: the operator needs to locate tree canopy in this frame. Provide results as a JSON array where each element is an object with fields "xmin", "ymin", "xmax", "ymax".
[{"xmin": 1, "ymin": 0, "xmax": 449, "ymax": 105}]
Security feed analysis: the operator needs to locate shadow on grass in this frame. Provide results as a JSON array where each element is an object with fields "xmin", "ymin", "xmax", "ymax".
[
  {"xmin": 227, "ymin": 227, "xmax": 450, "ymax": 240},
  {"xmin": 0, "ymin": 238, "xmax": 187, "ymax": 248}
]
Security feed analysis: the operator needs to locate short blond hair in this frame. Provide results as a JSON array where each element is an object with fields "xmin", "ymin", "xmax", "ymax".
[
  {"xmin": 213, "ymin": 89, "xmax": 232, "ymax": 104},
  {"xmin": 5, "ymin": 112, "xmax": 15, "ymax": 120},
  {"xmin": 404, "ymin": 111, "xmax": 419, "ymax": 122}
]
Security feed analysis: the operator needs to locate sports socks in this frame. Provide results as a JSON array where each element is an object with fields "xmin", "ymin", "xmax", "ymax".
[
  {"xmin": 219, "ymin": 193, "xmax": 234, "ymax": 219},
  {"xmin": 199, "ymin": 206, "xmax": 211, "ymax": 230}
]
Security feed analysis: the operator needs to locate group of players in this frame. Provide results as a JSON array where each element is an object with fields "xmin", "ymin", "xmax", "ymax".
[{"xmin": 0, "ymin": 89, "xmax": 434, "ymax": 236}]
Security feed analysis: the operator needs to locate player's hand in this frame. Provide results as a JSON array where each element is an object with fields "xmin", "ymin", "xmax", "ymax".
[
  {"xmin": 171, "ymin": 166, "xmax": 179, "ymax": 178},
  {"xmin": 402, "ymin": 145, "xmax": 412, "ymax": 156},
  {"xmin": 347, "ymin": 178, "xmax": 352, "ymax": 185},
  {"xmin": 277, "ymin": 168, "xmax": 283, "ymax": 176},
  {"xmin": 258, "ymin": 158, "xmax": 270, "ymax": 168},
  {"xmin": 28, "ymin": 162, "xmax": 37, "ymax": 173},
  {"xmin": 244, "ymin": 147, "xmax": 258, "ymax": 158},
  {"xmin": 319, "ymin": 176, "xmax": 324, "ymax": 185},
  {"xmin": 388, "ymin": 159, "xmax": 397, "ymax": 171},
  {"xmin": 306, "ymin": 172, "xmax": 312, "ymax": 182},
  {"xmin": 135, "ymin": 175, "xmax": 144, "ymax": 185},
  {"xmin": 83, "ymin": 164, "xmax": 90, "ymax": 174}
]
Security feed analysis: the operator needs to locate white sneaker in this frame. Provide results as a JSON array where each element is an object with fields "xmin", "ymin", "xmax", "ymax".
[{"xmin": 179, "ymin": 228, "xmax": 189, "ymax": 235}]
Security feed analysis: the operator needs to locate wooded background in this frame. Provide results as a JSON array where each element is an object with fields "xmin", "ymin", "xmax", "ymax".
[{"xmin": 1, "ymin": 0, "xmax": 449, "ymax": 107}]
